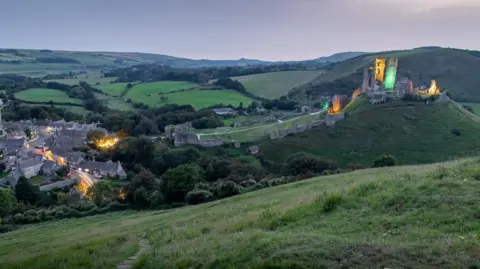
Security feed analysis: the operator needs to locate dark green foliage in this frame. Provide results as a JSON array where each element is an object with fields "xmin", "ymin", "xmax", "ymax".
[
  {"xmin": 185, "ymin": 189, "xmax": 214, "ymax": 205},
  {"xmin": 134, "ymin": 187, "xmax": 150, "ymax": 207},
  {"xmin": 86, "ymin": 181, "xmax": 116, "ymax": 206},
  {"xmin": 161, "ymin": 164, "xmax": 204, "ymax": 203},
  {"xmin": 451, "ymin": 128, "xmax": 461, "ymax": 136},
  {"xmin": 212, "ymin": 180, "xmax": 240, "ymax": 199},
  {"xmin": 148, "ymin": 190, "xmax": 165, "ymax": 207},
  {"xmin": 55, "ymin": 166, "xmax": 69, "ymax": 177},
  {"xmin": 286, "ymin": 152, "xmax": 338, "ymax": 176},
  {"xmin": 372, "ymin": 154, "xmax": 397, "ymax": 168},
  {"xmin": 239, "ymin": 179, "xmax": 257, "ymax": 188},
  {"xmin": 14, "ymin": 177, "xmax": 40, "ymax": 205},
  {"xmin": 0, "ymin": 188, "xmax": 16, "ymax": 216},
  {"xmin": 319, "ymin": 193, "xmax": 344, "ymax": 213},
  {"xmin": 463, "ymin": 106, "xmax": 475, "ymax": 114}
]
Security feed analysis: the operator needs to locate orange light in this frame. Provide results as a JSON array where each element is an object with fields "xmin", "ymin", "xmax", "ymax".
[
  {"xmin": 351, "ymin": 88, "xmax": 362, "ymax": 101},
  {"xmin": 96, "ymin": 137, "xmax": 119, "ymax": 149},
  {"xmin": 428, "ymin": 80, "xmax": 440, "ymax": 95},
  {"xmin": 328, "ymin": 96, "xmax": 342, "ymax": 114}
]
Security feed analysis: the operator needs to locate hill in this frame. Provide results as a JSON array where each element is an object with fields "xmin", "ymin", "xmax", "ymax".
[
  {"xmin": 0, "ymin": 49, "xmax": 361, "ymax": 77},
  {"xmin": 258, "ymin": 100, "xmax": 480, "ymax": 166},
  {"xmin": 289, "ymin": 47, "xmax": 480, "ymax": 102},
  {"xmin": 2, "ymin": 158, "xmax": 480, "ymax": 268},
  {"xmin": 232, "ymin": 70, "xmax": 323, "ymax": 99},
  {"xmin": 313, "ymin": 51, "xmax": 365, "ymax": 63}
]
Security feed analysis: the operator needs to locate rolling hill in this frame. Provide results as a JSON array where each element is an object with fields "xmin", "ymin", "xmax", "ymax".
[
  {"xmin": 2, "ymin": 157, "xmax": 480, "ymax": 268},
  {"xmin": 0, "ymin": 48, "xmax": 363, "ymax": 77},
  {"xmin": 232, "ymin": 70, "xmax": 323, "ymax": 99},
  {"xmin": 258, "ymin": 99, "xmax": 480, "ymax": 167},
  {"xmin": 288, "ymin": 47, "xmax": 480, "ymax": 103}
]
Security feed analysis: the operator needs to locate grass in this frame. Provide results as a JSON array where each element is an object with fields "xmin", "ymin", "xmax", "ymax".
[
  {"xmin": 45, "ymin": 74, "xmax": 117, "ymax": 86},
  {"xmin": 97, "ymin": 82, "xmax": 130, "ymax": 97},
  {"xmin": 198, "ymin": 112, "xmax": 324, "ymax": 142},
  {"xmin": 126, "ymin": 81, "xmax": 198, "ymax": 97},
  {"xmin": 30, "ymin": 176, "xmax": 43, "ymax": 185},
  {"xmin": 15, "ymin": 88, "xmax": 83, "ymax": 104},
  {"xmin": 129, "ymin": 89, "xmax": 253, "ymax": 110},
  {"xmin": 0, "ymin": 171, "xmax": 10, "ymax": 179},
  {"xmin": 3, "ymin": 158, "xmax": 480, "ymax": 268},
  {"xmin": 94, "ymin": 93, "xmax": 136, "ymax": 111},
  {"xmin": 459, "ymin": 102, "xmax": 480, "ymax": 114},
  {"xmin": 259, "ymin": 100, "xmax": 480, "ymax": 167},
  {"xmin": 232, "ymin": 70, "xmax": 323, "ymax": 99}
]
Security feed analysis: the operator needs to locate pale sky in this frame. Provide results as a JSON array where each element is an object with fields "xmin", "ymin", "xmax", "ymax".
[{"xmin": 1, "ymin": 0, "xmax": 479, "ymax": 61}]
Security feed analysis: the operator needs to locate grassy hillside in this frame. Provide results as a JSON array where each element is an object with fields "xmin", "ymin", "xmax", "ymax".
[
  {"xmin": 290, "ymin": 47, "xmax": 480, "ymax": 102},
  {"xmin": 232, "ymin": 70, "xmax": 323, "ymax": 99},
  {"xmin": 3, "ymin": 158, "xmax": 480, "ymax": 268},
  {"xmin": 259, "ymin": 100, "xmax": 480, "ymax": 166},
  {"xmin": 127, "ymin": 81, "xmax": 198, "ymax": 96},
  {"xmin": 45, "ymin": 73, "xmax": 117, "ymax": 86},
  {"xmin": 97, "ymin": 82, "xmax": 130, "ymax": 97},
  {"xmin": 15, "ymin": 88, "xmax": 83, "ymax": 104}
]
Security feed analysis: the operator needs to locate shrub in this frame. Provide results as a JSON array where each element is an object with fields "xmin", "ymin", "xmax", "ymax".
[
  {"xmin": 286, "ymin": 152, "xmax": 338, "ymax": 176},
  {"xmin": 269, "ymin": 178, "xmax": 285, "ymax": 186},
  {"xmin": 451, "ymin": 128, "xmax": 461, "ymax": 136},
  {"xmin": 256, "ymin": 179, "xmax": 271, "ymax": 189},
  {"xmin": 372, "ymin": 154, "xmax": 397, "ymax": 168},
  {"xmin": 194, "ymin": 182, "xmax": 211, "ymax": 191},
  {"xmin": 185, "ymin": 189, "xmax": 214, "ymax": 205},
  {"xmin": 239, "ymin": 179, "xmax": 257, "ymax": 188},
  {"xmin": 347, "ymin": 163, "xmax": 367, "ymax": 171},
  {"xmin": 318, "ymin": 192, "xmax": 344, "ymax": 213},
  {"xmin": 161, "ymin": 164, "xmax": 204, "ymax": 203},
  {"xmin": 213, "ymin": 180, "xmax": 240, "ymax": 199},
  {"xmin": 148, "ymin": 191, "xmax": 164, "ymax": 207}
]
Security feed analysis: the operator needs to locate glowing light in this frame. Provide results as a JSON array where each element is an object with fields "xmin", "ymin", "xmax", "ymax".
[
  {"xmin": 351, "ymin": 89, "xmax": 362, "ymax": 101},
  {"xmin": 375, "ymin": 58, "xmax": 386, "ymax": 82},
  {"xmin": 322, "ymin": 100, "xmax": 330, "ymax": 111},
  {"xmin": 428, "ymin": 80, "xmax": 440, "ymax": 95},
  {"xmin": 384, "ymin": 57, "xmax": 398, "ymax": 91},
  {"xmin": 328, "ymin": 96, "xmax": 342, "ymax": 114},
  {"xmin": 96, "ymin": 137, "xmax": 119, "ymax": 149}
]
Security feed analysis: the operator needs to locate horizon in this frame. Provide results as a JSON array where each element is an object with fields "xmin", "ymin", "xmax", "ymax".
[{"xmin": 1, "ymin": 0, "xmax": 479, "ymax": 61}]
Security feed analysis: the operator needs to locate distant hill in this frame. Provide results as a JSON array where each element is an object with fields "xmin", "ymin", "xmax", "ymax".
[
  {"xmin": 288, "ymin": 47, "xmax": 480, "ymax": 102},
  {"xmin": 259, "ymin": 99, "xmax": 480, "ymax": 166},
  {"xmin": 0, "ymin": 48, "xmax": 361, "ymax": 77},
  {"xmin": 313, "ymin": 51, "xmax": 365, "ymax": 63}
]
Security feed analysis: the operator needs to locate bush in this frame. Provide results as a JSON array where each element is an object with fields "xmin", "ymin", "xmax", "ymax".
[
  {"xmin": 347, "ymin": 163, "xmax": 367, "ymax": 171},
  {"xmin": 286, "ymin": 152, "xmax": 338, "ymax": 176},
  {"xmin": 239, "ymin": 179, "xmax": 257, "ymax": 188},
  {"xmin": 269, "ymin": 178, "xmax": 285, "ymax": 186},
  {"xmin": 194, "ymin": 182, "xmax": 211, "ymax": 191},
  {"xmin": 213, "ymin": 180, "xmax": 240, "ymax": 199},
  {"xmin": 451, "ymin": 128, "xmax": 461, "ymax": 136},
  {"xmin": 256, "ymin": 179, "xmax": 271, "ymax": 189},
  {"xmin": 185, "ymin": 189, "xmax": 214, "ymax": 205},
  {"xmin": 148, "ymin": 190, "xmax": 164, "ymax": 207},
  {"xmin": 372, "ymin": 154, "xmax": 397, "ymax": 168}
]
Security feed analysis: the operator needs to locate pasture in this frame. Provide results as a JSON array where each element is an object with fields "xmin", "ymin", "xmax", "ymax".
[
  {"xmin": 45, "ymin": 73, "xmax": 117, "ymax": 86},
  {"xmin": 126, "ymin": 81, "xmax": 198, "ymax": 97},
  {"xmin": 15, "ymin": 88, "xmax": 82, "ymax": 104},
  {"xmin": 97, "ymin": 82, "xmax": 130, "ymax": 97},
  {"xmin": 2, "ymin": 159, "xmax": 480, "ymax": 268},
  {"xmin": 233, "ymin": 70, "xmax": 323, "ymax": 99},
  {"xmin": 129, "ymin": 89, "xmax": 253, "ymax": 110}
]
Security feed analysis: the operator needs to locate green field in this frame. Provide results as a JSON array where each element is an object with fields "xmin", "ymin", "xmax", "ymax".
[
  {"xmin": 259, "ymin": 100, "xmax": 480, "ymax": 166},
  {"xmin": 94, "ymin": 93, "xmax": 135, "ymax": 111},
  {"xmin": 45, "ymin": 74, "xmax": 117, "ymax": 86},
  {"xmin": 129, "ymin": 89, "xmax": 253, "ymax": 110},
  {"xmin": 198, "ymin": 112, "xmax": 324, "ymax": 142},
  {"xmin": 127, "ymin": 81, "xmax": 198, "ymax": 97},
  {"xmin": 15, "ymin": 88, "xmax": 83, "ymax": 104},
  {"xmin": 3, "ymin": 158, "xmax": 480, "ymax": 268},
  {"xmin": 233, "ymin": 70, "xmax": 323, "ymax": 99},
  {"xmin": 97, "ymin": 82, "xmax": 130, "ymax": 97}
]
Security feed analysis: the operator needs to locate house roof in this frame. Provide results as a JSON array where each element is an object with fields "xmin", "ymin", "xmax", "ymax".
[
  {"xmin": 18, "ymin": 156, "xmax": 43, "ymax": 170},
  {"xmin": 42, "ymin": 160, "xmax": 59, "ymax": 171},
  {"xmin": 78, "ymin": 161, "xmax": 120, "ymax": 174},
  {"xmin": 212, "ymin": 108, "xmax": 236, "ymax": 115}
]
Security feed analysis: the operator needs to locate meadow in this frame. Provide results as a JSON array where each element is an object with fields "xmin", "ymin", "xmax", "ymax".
[
  {"xmin": 96, "ymin": 82, "xmax": 130, "ymax": 97},
  {"xmin": 45, "ymin": 74, "xmax": 117, "ymax": 86},
  {"xmin": 233, "ymin": 70, "xmax": 323, "ymax": 99},
  {"xmin": 2, "ymin": 158, "xmax": 480, "ymax": 268},
  {"xmin": 15, "ymin": 88, "xmax": 83, "ymax": 104},
  {"xmin": 129, "ymin": 89, "xmax": 253, "ymax": 110},
  {"xmin": 126, "ymin": 81, "xmax": 198, "ymax": 97},
  {"xmin": 459, "ymin": 102, "xmax": 480, "ymax": 114}
]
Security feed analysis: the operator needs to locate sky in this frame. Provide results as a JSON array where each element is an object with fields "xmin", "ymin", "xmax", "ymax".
[{"xmin": 1, "ymin": 0, "xmax": 479, "ymax": 61}]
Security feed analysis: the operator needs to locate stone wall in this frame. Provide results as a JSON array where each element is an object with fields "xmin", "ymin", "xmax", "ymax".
[{"xmin": 326, "ymin": 113, "xmax": 345, "ymax": 126}]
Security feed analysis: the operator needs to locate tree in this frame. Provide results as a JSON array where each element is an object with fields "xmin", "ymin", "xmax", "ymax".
[
  {"xmin": 286, "ymin": 152, "xmax": 338, "ymax": 176},
  {"xmin": 56, "ymin": 166, "xmax": 70, "ymax": 177},
  {"xmin": 185, "ymin": 189, "xmax": 213, "ymax": 205},
  {"xmin": 212, "ymin": 180, "xmax": 240, "ymax": 199},
  {"xmin": 372, "ymin": 154, "xmax": 397, "ymax": 168},
  {"xmin": 24, "ymin": 127, "xmax": 34, "ymax": 139},
  {"xmin": 161, "ymin": 164, "xmax": 204, "ymax": 203},
  {"xmin": 87, "ymin": 129, "xmax": 106, "ymax": 144},
  {"xmin": 14, "ymin": 177, "xmax": 40, "ymax": 205},
  {"xmin": 87, "ymin": 181, "xmax": 115, "ymax": 206},
  {"xmin": 0, "ymin": 188, "xmax": 16, "ymax": 216}
]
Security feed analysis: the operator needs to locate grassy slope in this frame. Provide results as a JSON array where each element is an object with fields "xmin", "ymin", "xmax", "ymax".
[
  {"xmin": 127, "ymin": 81, "xmax": 198, "ymax": 97},
  {"xmin": 97, "ymin": 82, "xmax": 130, "ymax": 97},
  {"xmin": 459, "ymin": 102, "xmax": 480, "ymax": 114},
  {"xmin": 291, "ymin": 47, "xmax": 480, "ymax": 102},
  {"xmin": 15, "ymin": 88, "xmax": 82, "ymax": 104},
  {"xmin": 233, "ymin": 70, "xmax": 323, "ymax": 99},
  {"xmin": 259, "ymin": 101, "xmax": 480, "ymax": 166},
  {"xmin": 44, "ymin": 73, "xmax": 117, "ymax": 86},
  {"xmin": 3, "ymin": 159, "xmax": 480, "ymax": 268}
]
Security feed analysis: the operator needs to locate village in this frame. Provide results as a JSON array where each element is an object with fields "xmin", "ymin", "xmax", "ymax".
[{"xmin": 0, "ymin": 118, "xmax": 126, "ymax": 194}]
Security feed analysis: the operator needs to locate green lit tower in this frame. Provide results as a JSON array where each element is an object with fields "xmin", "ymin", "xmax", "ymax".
[{"xmin": 384, "ymin": 57, "xmax": 398, "ymax": 92}]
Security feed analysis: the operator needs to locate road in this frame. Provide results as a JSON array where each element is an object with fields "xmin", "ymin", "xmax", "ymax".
[{"xmin": 71, "ymin": 170, "xmax": 98, "ymax": 193}]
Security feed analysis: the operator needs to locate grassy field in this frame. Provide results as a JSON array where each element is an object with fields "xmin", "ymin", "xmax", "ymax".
[
  {"xmin": 127, "ymin": 81, "xmax": 198, "ymax": 97},
  {"xmin": 198, "ymin": 112, "xmax": 325, "ymax": 142},
  {"xmin": 233, "ymin": 70, "xmax": 323, "ymax": 99},
  {"xmin": 94, "ymin": 93, "xmax": 135, "ymax": 111},
  {"xmin": 45, "ymin": 73, "xmax": 117, "ymax": 86},
  {"xmin": 15, "ymin": 88, "xmax": 83, "ymax": 104},
  {"xmin": 3, "ymin": 158, "xmax": 480, "ymax": 268},
  {"xmin": 97, "ymin": 82, "xmax": 130, "ymax": 97},
  {"xmin": 129, "ymin": 89, "xmax": 253, "ymax": 110},
  {"xmin": 259, "ymin": 100, "xmax": 480, "ymax": 167}
]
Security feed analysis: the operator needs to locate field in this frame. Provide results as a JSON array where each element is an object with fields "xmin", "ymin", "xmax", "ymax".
[
  {"xmin": 127, "ymin": 81, "xmax": 198, "ymax": 96},
  {"xmin": 233, "ymin": 70, "xmax": 323, "ymax": 99},
  {"xmin": 94, "ymin": 93, "xmax": 135, "ymax": 111},
  {"xmin": 459, "ymin": 102, "xmax": 480, "ymax": 114},
  {"xmin": 97, "ymin": 82, "xmax": 130, "ymax": 97},
  {"xmin": 15, "ymin": 88, "xmax": 82, "ymax": 104},
  {"xmin": 259, "ymin": 100, "xmax": 480, "ymax": 166},
  {"xmin": 3, "ymin": 158, "xmax": 480, "ymax": 268},
  {"xmin": 129, "ymin": 88, "xmax": 253, "ymax": 110},
  {"xmin": 45, "ymin": 73, "xmax": 117, "ymax": 86},
  {"xmin": 197, "ymin": 112, "xmax": 325, "ymax": 142}
]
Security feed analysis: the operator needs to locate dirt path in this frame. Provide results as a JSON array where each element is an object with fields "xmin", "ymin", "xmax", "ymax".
[{"xmin": 117, "ymin": 238, "xmax": 152, "ymax": 269}]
